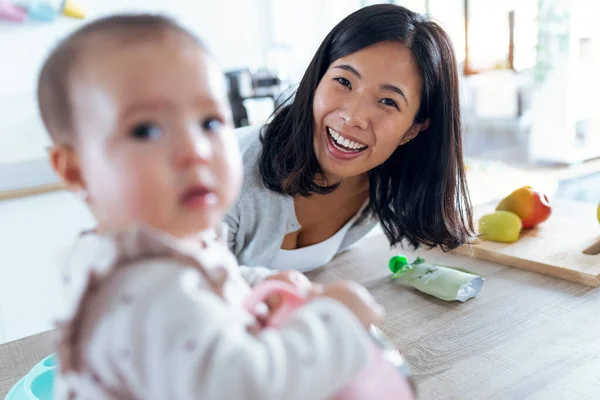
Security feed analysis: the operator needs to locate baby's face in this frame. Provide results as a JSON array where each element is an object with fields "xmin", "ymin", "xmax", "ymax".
[{"xmin": 69, "ymin": 35, "xmax": 242, "ymax": 238}]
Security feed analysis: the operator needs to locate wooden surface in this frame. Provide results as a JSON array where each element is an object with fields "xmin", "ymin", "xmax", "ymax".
[
  {"xmin": 2, "ymin": 233, "xmax": 600, "ymax": 399},
  {"xmin": 308, "ymin": 235, "xmax": 600, "ymax": 399},
  {"xmin": 0, "ymin": 330, "xmax": 54, "ymax": 398},
  {"xmin": 0, "ymin": 182, "xmax": 65, "ymax": 202},
  {"xmin": 453, "ymin": 199, "xmax": 600, "ymax": 286}
]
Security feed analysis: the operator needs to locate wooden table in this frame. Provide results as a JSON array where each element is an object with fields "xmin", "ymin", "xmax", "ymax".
[
  {"xmin": 0, "ymin": 330, "xmax": 54, "ymax": 398},
  {"xmin": 2, "ymin": 233, "xmax": 600, "ymax": 399}
]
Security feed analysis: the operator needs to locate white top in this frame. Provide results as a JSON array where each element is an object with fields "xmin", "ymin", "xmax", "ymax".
[
  {"xmin": 224, "ymin": 125, "xmax": 379, "ymax": 268},
  {"xmin": 54, "ymin": 227, "xmax": 371, "ymax": 400},
  {"xmin": 271, "ymin": 205, "xmax": 365, "ymax": 272}
]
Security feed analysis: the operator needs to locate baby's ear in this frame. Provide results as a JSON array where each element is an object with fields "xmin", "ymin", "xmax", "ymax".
[{"xmin": 49, "ymin": 145, "xmax": 85, "ymax": 192}]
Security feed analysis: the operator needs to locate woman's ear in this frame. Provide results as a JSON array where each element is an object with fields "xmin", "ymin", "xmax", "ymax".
[
  {"xmin": 49, "ymin": 145, "xmax": 86, "ymax": 193},
  {"xmin": 401, "ymin": 119, "xmax": 430, "ymax": 145},
  {"xmin": 419, "ymin": 118, "xmax": 430, "ymax": 132}
]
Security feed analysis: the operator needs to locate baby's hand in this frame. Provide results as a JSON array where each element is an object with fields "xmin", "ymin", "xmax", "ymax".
[
  {"xmin": 317, "ymin": 281, "xmax": 385, "ymax": 329},
  {"xmin": 264, "ymin": 270, "xmax": 321, "ymax": 311}
]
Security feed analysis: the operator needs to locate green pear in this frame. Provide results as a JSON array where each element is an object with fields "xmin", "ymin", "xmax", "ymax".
[{"xmin": 478, "ymin": 211, "xmax": 522, "ymax": 243}]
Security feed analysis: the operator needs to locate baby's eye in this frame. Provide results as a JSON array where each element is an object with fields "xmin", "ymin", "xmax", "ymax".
[
  {"xmin": 131, "ymin": 123, "xmax": 162, "ymax": 140},
  {"xmin": 380, "ymin": 98, "xmax": 400, "ymax": 110},
  {"xmin": 334, "ymin": 77, "xmax": 352, "ymax": 89},
  {"xmin": 202, "ymin": 118, "xmax": 223, "ymax": 133}
]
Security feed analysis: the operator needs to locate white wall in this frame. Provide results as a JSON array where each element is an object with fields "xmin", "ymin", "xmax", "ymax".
[
  {"xmin": 0, "ymin": 191, "xmax": 94, "ymax": 344},
  {"xmin": 0, "ymin": 0, "xmax": 267, "ymax": 97},
  {"xmin": 0, "ymin": 0, "xmax": 267, "ymax": 163}
]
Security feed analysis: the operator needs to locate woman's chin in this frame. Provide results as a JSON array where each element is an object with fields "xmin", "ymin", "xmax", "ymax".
[{"xmin": 318, "ymin": 162, "xmax": 367, "ymax": 183}]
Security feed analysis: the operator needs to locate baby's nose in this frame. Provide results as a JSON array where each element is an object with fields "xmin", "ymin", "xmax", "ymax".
[{"xmin": 175, "ymin": 128, "xmax": 213, "ymax": 167}]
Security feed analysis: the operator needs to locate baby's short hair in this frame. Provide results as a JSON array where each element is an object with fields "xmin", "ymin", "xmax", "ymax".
[{"xmin": 37, "ymin": 14, "xmax": 206, "ymax": 144}]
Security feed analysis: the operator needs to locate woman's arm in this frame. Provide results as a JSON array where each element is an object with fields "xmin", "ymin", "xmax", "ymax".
[
  {"xmin": 223, "ymin": 204, "xmax": 240, "ymax": 254},
  {"xmin": 222, "ymin": 202, "xmax": 241, "ymax": 256}
]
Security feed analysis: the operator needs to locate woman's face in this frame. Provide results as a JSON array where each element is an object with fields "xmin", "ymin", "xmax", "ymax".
[{"xmin": 312, "ymin": 40, "xmax": 425, "ymax": 181}]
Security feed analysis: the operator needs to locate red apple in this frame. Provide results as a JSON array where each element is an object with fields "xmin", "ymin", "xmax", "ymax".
[{"xmin": 495, "ymin": 186, "xmax": 552, "ymax": 229}]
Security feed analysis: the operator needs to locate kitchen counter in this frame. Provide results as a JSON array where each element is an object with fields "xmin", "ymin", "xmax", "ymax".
[{"xmin": 2, "ymin": 221, "xmax": 599, "ymax": 399}]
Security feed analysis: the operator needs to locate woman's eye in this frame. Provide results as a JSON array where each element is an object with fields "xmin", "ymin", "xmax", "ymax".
[
  {"xmin": 202, "ymin": 118, "xmax": 223, "ymax": 133},
  {"xmin": 380, "ymin": 98, "xmax": 400, "ymax": 110},
  {"xmin": 131, "ymin": 123, "xmax": 162, "ymax": 140},
  {"xmin": 334, "ymin": 77, "xmax": 352, "ymax": 89}
]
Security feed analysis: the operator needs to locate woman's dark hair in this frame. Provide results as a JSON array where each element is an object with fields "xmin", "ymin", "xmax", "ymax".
[{"xmin": 259, "ymin": 4, "xmax": 473, "ymax": 251}]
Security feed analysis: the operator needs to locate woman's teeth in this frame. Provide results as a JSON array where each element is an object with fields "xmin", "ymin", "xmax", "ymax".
[{"xmin": 327, "ymin": 127, "xmax": 368, "ymax": 152}]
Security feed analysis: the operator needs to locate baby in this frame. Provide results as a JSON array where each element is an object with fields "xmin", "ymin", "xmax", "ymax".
[{"xmin": 38, "ymin": 14, "xmax": 385, "ymax": 399}]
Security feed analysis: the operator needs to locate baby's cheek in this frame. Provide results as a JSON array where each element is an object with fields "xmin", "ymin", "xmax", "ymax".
[{"xmin": 125, "ymin": 174, "xmax": 167, "ymax": 214}]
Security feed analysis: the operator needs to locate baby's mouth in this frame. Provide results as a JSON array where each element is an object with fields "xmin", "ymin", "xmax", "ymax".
[{"xmin": 181, "ymin": 185, "xmax": 218, "ymax": 209}]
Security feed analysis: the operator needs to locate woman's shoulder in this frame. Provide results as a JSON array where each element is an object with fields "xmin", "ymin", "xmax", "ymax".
[
  {"xmin": 234, "ymin": 125, "xmax": 267, "ymax": 198},
  {"xmin": 235, "ymin": 124, "xmax": 264, "ymax": 155}
]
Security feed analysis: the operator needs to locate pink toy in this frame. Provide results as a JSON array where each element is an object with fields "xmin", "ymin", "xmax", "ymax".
[
  {"xmin": 0, "ymin": 1, "xmax": 27, "ymax": 22},
  {"xmin": 244, "ymin": 281, "xmax": 417, "ymax": 400}
]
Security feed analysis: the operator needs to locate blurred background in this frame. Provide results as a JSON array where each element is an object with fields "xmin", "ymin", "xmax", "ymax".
[
  {"xmin": 2, "ymin": 0, "xmax": 600, "ymax": 201},
  {"xmin": 0, "ymin": 0, "xmax": 599, "ymax": 343}
]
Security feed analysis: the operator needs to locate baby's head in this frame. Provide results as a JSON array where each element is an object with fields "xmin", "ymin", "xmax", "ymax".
[{"xmin": 38, "ymin": 14, "xmax": 242, "ymax": 238}]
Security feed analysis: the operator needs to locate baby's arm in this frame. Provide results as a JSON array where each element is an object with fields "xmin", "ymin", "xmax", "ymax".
[
  {"xmin": 238, "ymin": 264, "xmax": 278, "ymax": 286},
  {"xmin": 86, "ymin": 260, "xmax": 371, "ymax": 400}
]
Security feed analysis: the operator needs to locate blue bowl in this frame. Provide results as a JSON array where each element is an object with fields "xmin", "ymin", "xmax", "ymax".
[{"xmin": 4, "ymin": 354, "xmax": 57, "ymax": 400}]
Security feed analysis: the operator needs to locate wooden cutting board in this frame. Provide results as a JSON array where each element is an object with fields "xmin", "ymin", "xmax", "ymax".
[{"xmin": 453, "ymin": 199, "xmax": 600, "ymax": 286}]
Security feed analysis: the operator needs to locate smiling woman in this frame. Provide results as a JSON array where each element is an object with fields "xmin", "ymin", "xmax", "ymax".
[
  {"xmin": 312, "ymin": 41, "xmax": 427, "ymax": 181},
  {"xmin": 225, "ymin": 4, "xmax": 475, "ymax": 271}
]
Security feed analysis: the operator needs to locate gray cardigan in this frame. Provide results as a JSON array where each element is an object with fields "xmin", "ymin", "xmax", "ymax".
[{"xmin": 224, "ymin": 125, "xmax": 379, "ymax": 268}]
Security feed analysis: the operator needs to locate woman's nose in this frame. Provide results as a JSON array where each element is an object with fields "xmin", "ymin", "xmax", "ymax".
[
  {"xmin": 174, "ymin": 125, "xmax": 213, "ymax": 168},
  {"xmin": 339, "ymin": 94, "xmax": 370, "ymax": 130}
]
